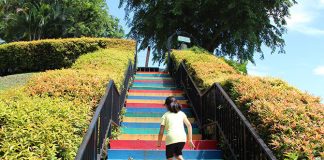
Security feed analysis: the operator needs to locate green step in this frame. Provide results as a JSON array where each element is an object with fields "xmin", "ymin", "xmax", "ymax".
[
  {"xmin": 121, "ymin": 127, "xmax": 200, "ymax": 134},
  {"xmin": 135, "ymin": 77, "xmax": 173, "ymax": 80}
]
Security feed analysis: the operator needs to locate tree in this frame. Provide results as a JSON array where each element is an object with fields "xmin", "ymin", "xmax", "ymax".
[
  {"xmin": 0, "ymin": 0, "xmax": 124, "ymax": 42},
  {"xmin": 120, "ymin": 0, "xmax": 296, "ymax": 63}
]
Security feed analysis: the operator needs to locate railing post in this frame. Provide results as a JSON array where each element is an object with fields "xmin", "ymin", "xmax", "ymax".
[{"xmin": 244, "ymin": 125, "xmax": 247, "ymax": 160}]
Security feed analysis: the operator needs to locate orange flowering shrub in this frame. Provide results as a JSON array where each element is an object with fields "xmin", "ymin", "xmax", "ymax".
[
  {"xmin": 0, "ymin": 40, "xmax": 135, "ymax": 159},
  {"xmin": 171, "ymin": 50, "xmax": 324, "ymax": 159},
  {"xmin": 26, "ymin": 48, "xmax": 133, "ymax": 106}
]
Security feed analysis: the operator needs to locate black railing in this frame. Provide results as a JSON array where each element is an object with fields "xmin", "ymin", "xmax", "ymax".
[
  {"xmin": 75, "ymin": 60, "xmax": 134, "ymax": 160},
  {"xmin": 137, "ymin": 67, "xmax": 160, "ymax": 72},
  {"xmin": 168, "ymin": 60, "xmax": 277, "ymax": 160}
]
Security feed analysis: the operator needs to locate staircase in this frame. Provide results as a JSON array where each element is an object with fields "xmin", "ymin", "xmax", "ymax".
[{"xmin": 108, "ymin": 71, "xmax": 223, "ymax": 159}]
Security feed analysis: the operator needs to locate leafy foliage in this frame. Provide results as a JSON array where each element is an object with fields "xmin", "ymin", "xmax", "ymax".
[
  {"xmin": 0, "ymin": 90, "xmax": 90, "ymax": 159},
  {"xmin": 221, "ymin": 58, "xmax": 248, "ymax": 74},
  {"xmin": 0, "ymin": 40, "xmax": 135, "ymax": 159},
  {"xmin": 120, "ymin": 0, "xmax": 296, "ymax": 63},
  {"xmin": 0, "ymin": 37, "xmax": 134, "ymax": 75},
  {"xmin": 0, "ymin": 0, "xmax": 124, "ymax": 42},
  {"xmin": 171, "ymin": 50, "xmax": 324, "ymax": 159}
]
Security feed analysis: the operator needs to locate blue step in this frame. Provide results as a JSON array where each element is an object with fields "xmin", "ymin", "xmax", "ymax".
[
  {"xmin": 107, "ymin": 149, "xmax": 223, "ymax": 159},
  {"xmin": 133, "ymin": 82, "xmax": 175, "ymax": 85},
  {"xmin": 121, "ymin": 122, "xmax": 198, "ymax": 128},
  {"xmin": 127, "ymin": 96, "xmax": 186, "ymax": 100}
]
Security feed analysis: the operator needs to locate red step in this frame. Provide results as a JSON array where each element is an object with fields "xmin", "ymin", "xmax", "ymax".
[
  {"xmin": 126, "ymin": 103, "xmax": 189, "ymax": 108},
  {"xmin": 109, "ymin": 140, "xmax": 218, "ymax": 150},
  {"xmin": 128, "ymin": 90, "xmax": 183, "ymax": 93}
]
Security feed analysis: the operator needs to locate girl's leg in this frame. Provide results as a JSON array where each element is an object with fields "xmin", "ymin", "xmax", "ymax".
[
  {"xmin": 175, "ymin": 155, "xmax": 184, "ymax": 160},
  {"xmin": 174, "ymin": 142, "xmax": 185, "ymax": 160}
]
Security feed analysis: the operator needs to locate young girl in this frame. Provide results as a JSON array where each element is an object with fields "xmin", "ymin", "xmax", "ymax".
[{"xmin": 157, "ymin": 96, "xmax": 195, "ymax": 160}]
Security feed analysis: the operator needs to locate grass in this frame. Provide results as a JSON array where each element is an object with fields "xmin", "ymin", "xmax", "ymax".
[{"xmin": 0, "ymin": 73, "xmax": 35, "ymax": 91}]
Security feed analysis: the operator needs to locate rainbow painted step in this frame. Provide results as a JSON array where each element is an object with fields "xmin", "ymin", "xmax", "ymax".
[
  {"xmin": 126, "ymin": 103, "xmax": 189, "ymax": 108},
  {"xmin": 126, "ymin": 99, "xmax": 188, "ymax": 104},
  {"xmin": 134, "ymin": 79, "xmax": 174, "ymax": 83},
  {"xmin": 134, "ymin": 76, "xmax": 173, "ymax": 79},
  {"xmin": 125, "ymin": 108, "xmax": 193, "ymax": 116},
  {"xmin": 121, "ymin": 127, "xmax": 201, "ymax": 134},
  {"xmin": 121, "ymin": 122, "xmax": 198, "ymax": 128},
  {"xmin": 122, "ymin": 117, "xmax": 196, "ymax": 123},
  {"xmin": 109, "ymin": 140, "xmax": 218, "ymax": 150},
  {"xmin": 108, "ymin": 150, "xmax": 223, "ymax": 159},
  {"xmin": 127, "ymin": 96, "xmax": 186, "ymax": 100},
  {"xmin": 135, "ymin": 74, "xmax": 171, "ymax": 77},
  {"xmin": 117, "ymin": 134, "xmax": 202, "ymax": 140},
  {"xmin": 133, "ymin": 82, "xmax": 176, "ymax": 86},
  {"xmin": 108, "ymin": 71, "xmax": 222, "ymax": 160}
]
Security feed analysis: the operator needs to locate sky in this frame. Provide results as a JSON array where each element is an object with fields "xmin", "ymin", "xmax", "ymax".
[{"xmin": 106, "ymin": 0, "xmax": 324, "ymax": 103}]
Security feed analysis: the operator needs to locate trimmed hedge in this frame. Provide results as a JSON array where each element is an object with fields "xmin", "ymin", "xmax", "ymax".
[
  {"xmin": 0, "ymin": 41, "xmax": 135, "ymax": 159},
  {"xmin": 171, "ymin": 50, "xmax": 324, "ymax": 159},
  {"xmin": 0, "ymin": 37, "xmax": 135, "ymax": 76}
]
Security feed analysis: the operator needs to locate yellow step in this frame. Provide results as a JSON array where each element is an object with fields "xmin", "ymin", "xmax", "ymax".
[{"xmin": 118, "ymin": 134, "xmax": 202, "ymax": 140}]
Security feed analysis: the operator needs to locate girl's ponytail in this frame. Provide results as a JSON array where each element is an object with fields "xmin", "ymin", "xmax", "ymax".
[
  {"xmin": 165, "ymin": 96, "xmax": 182, "ymax": 113},
  {"xmin": 170, "ymin": 102, "xmax": 182, "ymax": 113}
]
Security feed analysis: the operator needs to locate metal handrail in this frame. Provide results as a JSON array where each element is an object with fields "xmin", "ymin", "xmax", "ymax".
[
  {"xmin": 168, "ymin": 60, "xmax": 277, "ymax": 160},
  {"xmin": 75, "ymin": 60, "xmax": 134, "ymax": 160}
]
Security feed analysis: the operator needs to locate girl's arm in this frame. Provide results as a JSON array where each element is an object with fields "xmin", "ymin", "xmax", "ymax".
[
  {"xmin": 184, "ymin": 117, "xmax": 195, "ymax": 149},
  {"xmin": 157, "ymin": 125, "xmax": 165, "ymax": 147}
]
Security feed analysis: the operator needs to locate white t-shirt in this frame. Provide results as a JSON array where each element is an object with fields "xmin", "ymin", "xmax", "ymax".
[{"xmin": 161, "ymin": 111, "xmax": 187, "ymax": 145}]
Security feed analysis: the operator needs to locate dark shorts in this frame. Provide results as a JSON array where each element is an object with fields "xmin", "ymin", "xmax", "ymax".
[{"xmin": 166, "ymin": 142, "xmax": 186, "ymax": 159}]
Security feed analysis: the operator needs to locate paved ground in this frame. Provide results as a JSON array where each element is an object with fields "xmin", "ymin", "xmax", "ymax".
[{"xmin": 0, "ymin": 73, "xmax": 35, "ymax": 90}]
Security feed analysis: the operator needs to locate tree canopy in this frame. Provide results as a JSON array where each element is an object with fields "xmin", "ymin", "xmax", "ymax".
[
  {"xmin": 0, "ymin": 0, "xmax": 124, "ymax": 42},
  {"xmin": 120, "ymin": 0, "xmax": 296, "ymax": 63}
]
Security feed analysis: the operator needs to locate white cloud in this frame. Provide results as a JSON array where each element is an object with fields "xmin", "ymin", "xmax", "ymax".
[
  {"xmin": 286, "ymin": 0, "xmax": 324, "ymax": 35},
  {"xmin": 313, "ymin": 66, "xmax": 324, "ymax": 76},
  {"xmin": 286, "ymin": 9, "xmax": 312, "ymax": 27},
  {"xmin": 320, "ymin": 0, "xmax": 324, "ymax": 5},
  {"xmin": 247, "ymin": 65, "xmax": 270, "ymax": 77}
]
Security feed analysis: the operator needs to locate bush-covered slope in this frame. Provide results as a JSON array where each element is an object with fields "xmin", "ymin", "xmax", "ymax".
[
  {"xmin": 0, "ymin": 37, "xmax": 134, "ymax": 75},
  {"xmin": 0, "ymin": 40, "xmax": 135, "ymax": 159},
  {"xmin": 171, "ymin": 50, "xmax": 323, "ymax": 159}
]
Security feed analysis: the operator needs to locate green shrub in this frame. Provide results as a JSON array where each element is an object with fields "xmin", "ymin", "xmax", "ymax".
[
  {"xmin": 171, "ymin": 50, "xmax": 324, "ymax": 159},
  {"xmin": 221, "ymin": 58, "xmax": 248, "ymax": 74},
  {"xmin": 0, "ymin": 40, "xmax": 135, "ymax": 159},
  {"xmin": 0, "ymin": 37, "xmax": 135, "ymax": 76},
  {"xmin": 0, "ymin": 90, "xmax": 90, "ymax": 159}
]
